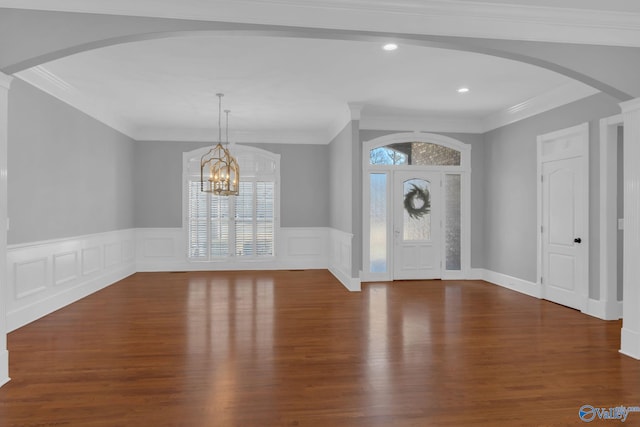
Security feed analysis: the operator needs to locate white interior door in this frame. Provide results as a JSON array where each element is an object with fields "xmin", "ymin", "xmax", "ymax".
[
  {"xmin": 538, "ymin": 123, "xmax": 588, "ymax": 311},
  {"xmin": 393, "ymin": 171, "xmax": 441, "ymax": 280}
]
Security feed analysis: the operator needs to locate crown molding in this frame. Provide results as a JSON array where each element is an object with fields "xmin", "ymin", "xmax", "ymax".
[
  {"xmin": 16, "ymin": 65, "xmax": 603, "ymax": 142},
  {"xmin": 0, "ymin": 72, "xmax": 12, "ymax": 90},
  {"xmin": 360, "ymin": 115, "xmax": 485, "ymax": 134},
  {"xmin": 132, "ymin": 127, "xmax": 328, "ymax": 145},
  {"xmin": 16, "ymin": 66, "xmax": 136, "ymax": 138},
  {"xmin": 2, "ymin": 0, "xmax": 640, "ymax": 47},
  {"xmin": 620, "ymin": 97, "xmax": 640, "ymax": 115},
  {"xmin": 482, "ymin": 82, "xmax": 600, "ymax": 132}
]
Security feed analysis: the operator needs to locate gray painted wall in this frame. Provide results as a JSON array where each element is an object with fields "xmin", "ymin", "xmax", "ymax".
[
  {"xmin": 246, "ymin": 143, "xmax": 330, "ymax": 228},
  {"xmin": 134, "ymin": 141, "xmax": 330, "ymax": 228},
  {"xmin": 483, "ymin": 92, "xmax": 621, "ymax": 298},
  {"xmin": 359, "ymin": 130, "xmax": 485, "ymax": 270},
  {"xmin": 7, "ymin": 79, "xmax": 135, "ymax": 244}
]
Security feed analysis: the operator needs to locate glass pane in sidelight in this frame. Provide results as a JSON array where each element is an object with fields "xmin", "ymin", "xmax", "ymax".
[
  {"xmin": 369, "ymin": 173, "xmax": 387, "ymax": 273},
  {"xmin": 445, "ymin": 174, "xmax": 461, "ymax": 270}
]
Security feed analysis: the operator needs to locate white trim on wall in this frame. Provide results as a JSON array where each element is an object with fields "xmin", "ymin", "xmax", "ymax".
[
  {"xmin": 328, "ymin": 228, "xmax": 360, "ymax": 291},
  {"xmin": 0, "ymin": 72, "xmax": 13, "ymax": 387},
  {"xmin": 476, "ymin": 268, "xmax": 621, "ymax": 321},
  {"xmin": 136, "ymin": 227, "xmax": 330, "ymax": 272},
  {"xmin": 6, "ymin": 229, "xmax": 136, "ymax": 332},
  {"xmin": 4, "ymin": 0, "xmax": 640, "ymax": 47},
  {"xmin": 19, "ymin": 65, "xmax": 599, "ymax": 147},
  {"xmin": 599, "ymin": 114, "xmax": 624, "ymax": 320},
  {"xmin": 16, "ymin": 68, "xmax": 135, "ymax": 138},
  {"xmin": 481, "ymin": 269, "xmax": 542, "ymax": 299},
  {"xmin": 483, "ymin": 83, "xmax": 599, "ymax": 133},
  {"xmin": 619, "ymin": 97, "xmax": 640, "ymax": 360}
]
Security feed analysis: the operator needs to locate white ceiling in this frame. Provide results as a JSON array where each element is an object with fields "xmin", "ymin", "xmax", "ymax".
[
  {"xmin": 16, "ymin": 34, "xmax": 597, "ymax": 143},
  {"xmin": 7, "ymin": 0, "xmax": 624, "ymax": 143}
]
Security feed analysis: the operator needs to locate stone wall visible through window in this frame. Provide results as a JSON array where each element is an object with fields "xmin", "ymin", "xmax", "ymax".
[{"xmin": 370, "ymin": 142, "xmax": 460, "ymax": 166}]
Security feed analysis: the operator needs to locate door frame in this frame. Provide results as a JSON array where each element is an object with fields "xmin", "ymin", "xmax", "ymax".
[
  {"xmin": 536, "ymin": 122, "xmax": 589, "ymax": 311},
  {"xmin": 598, "ymin": 114, "xmax": 624, "ymax": 320},
  {"xmin": 362, "ymin": 132, "xmax": 471, "ymax": 282}
]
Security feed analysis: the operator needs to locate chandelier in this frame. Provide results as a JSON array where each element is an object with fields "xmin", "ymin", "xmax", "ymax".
[{"xmin": 200, "ymin": 93, "xmax": 240, "ymax": 196}]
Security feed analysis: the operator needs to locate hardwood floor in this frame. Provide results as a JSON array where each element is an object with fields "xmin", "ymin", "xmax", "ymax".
[{"xmin": 0, "ymin": 270, "xmax": 637, "ymax": 426}]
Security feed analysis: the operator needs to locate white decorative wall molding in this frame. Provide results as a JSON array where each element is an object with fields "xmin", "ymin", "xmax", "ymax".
[
  {"xmin": 467, "ymin": 268, "xmax": 485, "ymax": 281},
  {"xmin": 328, "ymin": 228, "xmax": 361, "ymax": 292},
  {"xmin": 599, "ymin": 114, "xmax": 624, "ymax": 321},
  {"xmin": 18, "ymin": 66, "xmax": 599, "ymax": 150},
  {"xmin": 135, "ymin": 227, "xmax": 330, "ymax": 272},
  {"xmin": 6, "ymin": 229, "xmax": 136, "ymax": 332},
  {"xmin": 483, "ymin": 83, "xmax": 599, "ymax": 133},
  {"xmin": 586, "ymin": 298, "xmax": 623, "ymax": 321},
  {"xmin": 480, "ymin": 269, "xmax": 624, "ymax": 321},
  {"xmin": 0, "ymin": 350, "xmax": 8, "ymax": 387},
  {"xmin": 621, "ymin": 329, "xmax": 640, "ymax": 360},
  {"xmin": 5, "ymin": 0, "xmax": 640, "ymax": 47},
  {"xmin": 0, "ymin": 72, "xmax": 13, "ymax": 387},
  {"xmin": 134, "ymin": 127, "xmax": 329, "ymax": 145},
  {"xmin": 279, "ymin": 227, "xmax": 329, "ymax": 269},
  {"xmin": 481, "ymin": 269, "xmax": 542, "ymax": 299},
  {"xmin": 620, "ymin": 97, "xmax": 640, "ymax": 359},
  {"xmin": 360, "ymin": 115, "xmax": 484, "ymax": 134},
  {"xmin": 16, "ymin": 67, "xmax": 135, "ymax": 138},
  {"xmin": 0, "ymin": 73, "xmax": 12, "ymax": 90}
]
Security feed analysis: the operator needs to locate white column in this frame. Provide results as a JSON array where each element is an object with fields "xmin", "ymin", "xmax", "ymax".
[
  {"xmin": 0, "ymin": 72, "xmax": 12, "ymax": 386},
  {"xmin": 620, "ymin": 98, "xmax": 640, "ymax": 359}
]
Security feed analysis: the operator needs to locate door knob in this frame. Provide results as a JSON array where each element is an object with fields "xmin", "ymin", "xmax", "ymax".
[{"xmin": 574, "ymin": 237, "xmax": 582, "ymax": 243}]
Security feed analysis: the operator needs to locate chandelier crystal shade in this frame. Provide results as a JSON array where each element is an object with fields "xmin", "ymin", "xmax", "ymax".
[{"xmin": 200, "ymin": 93, "xmax": 240, "ymax": 196}]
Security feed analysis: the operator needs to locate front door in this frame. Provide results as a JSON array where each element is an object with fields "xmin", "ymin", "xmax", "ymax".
[{"xmin": 393, "ymin": 171, "xmax": 441, "ymax": 280}]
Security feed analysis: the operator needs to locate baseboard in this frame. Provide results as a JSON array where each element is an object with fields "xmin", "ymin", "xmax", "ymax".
[
  {"xmin": 481, "ymin": 269, "xmax": 542, "ymax": 299},
  {"xmin": 7, "ymin": 263, "xmax": 135, "ymax": 332},
  {"xmin": 468, "ymin": 268, "xmax": 485, "ymax": 280},
  {"xmin": 0, "ymin": 350, "xmax": 9, "ymax": 387},
  {"xmin": 6, "ymin": 229, "xmax": 136, "ymax": 332},
  {"xmin": 620, "ymin": 328, "xmax": 640, "ymax": 360},
  {"xmin": 586, "ymin": 298, "xmax": 623, "ymax": 320},
  {"xmin": 328, "ymin": 266, "xmax": 361, "ymax": 292}
]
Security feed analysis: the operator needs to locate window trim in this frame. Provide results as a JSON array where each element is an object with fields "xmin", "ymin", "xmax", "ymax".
[{"xmin": 182, "ymin": 144, "xmax": 281, "ymax": 263}]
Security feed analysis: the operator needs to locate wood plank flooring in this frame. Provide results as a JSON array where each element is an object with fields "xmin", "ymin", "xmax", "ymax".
[{"xmin": 0, "ymin": 270, "xmax": 637, "ymax": 426}]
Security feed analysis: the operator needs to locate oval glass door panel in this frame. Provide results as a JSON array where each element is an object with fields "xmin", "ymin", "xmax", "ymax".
[{"xmin": 403, "ymin": 179, "xmax": 431, "ymax": 241}]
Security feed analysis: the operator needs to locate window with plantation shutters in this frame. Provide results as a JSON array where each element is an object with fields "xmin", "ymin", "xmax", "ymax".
[{"xmin": 184, "ymin": 146, "xmax": 279, "ymax": 261}]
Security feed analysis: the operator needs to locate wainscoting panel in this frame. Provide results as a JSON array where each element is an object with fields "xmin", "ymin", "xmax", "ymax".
[
  {"xmin": 14, "ymin": 258, "xmax": 47, "ymax": 300},
  {"xmin": 136, "ymin": 227, "xmax": 330, "ymax": 272},
  {"xmin": 53, "ymin": 251, "xmax": 78, "ymax": 286},
  {"xmin": 328, "ymin": 229, "xmax": 360, "ymax": 291},
  {"xmin": 6, "ymin": 229, "xmax": 136, "ymax": 331},
  {"xmin": 81, "ymin": 246, "xmax": 102, "ymax": 276}
]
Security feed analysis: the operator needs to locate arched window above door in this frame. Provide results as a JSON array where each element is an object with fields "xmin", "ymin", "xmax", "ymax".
[{"xmin": 370, "ymin": 142, "xmax": 461, "ymax": 166}]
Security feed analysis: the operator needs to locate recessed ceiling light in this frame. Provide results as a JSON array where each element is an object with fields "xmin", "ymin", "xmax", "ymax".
[
  {"xmin": 383, "ymin": 43, "xmax": 398, "ymax": 51},
  {"xmin": 457, "ymin": 87, "xmax": 470, "ymax": 93}
]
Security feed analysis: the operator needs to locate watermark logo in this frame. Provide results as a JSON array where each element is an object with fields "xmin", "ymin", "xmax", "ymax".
[{"xmin": 579, "ymin": 405, "xmax": 640, "ymax": 423}]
